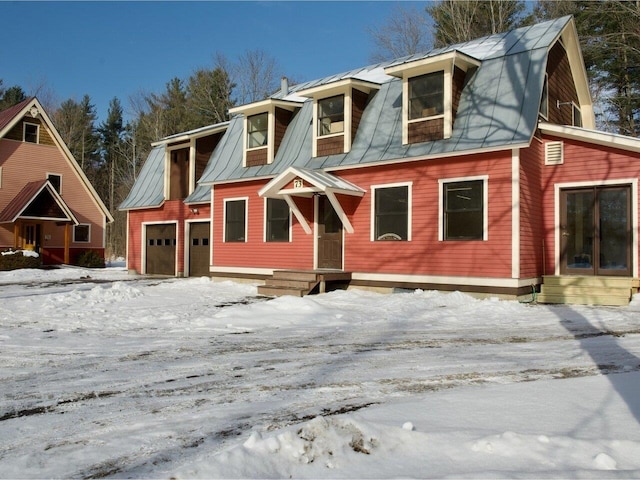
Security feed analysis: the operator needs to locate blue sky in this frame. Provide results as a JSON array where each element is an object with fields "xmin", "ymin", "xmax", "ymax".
[{"xmin": 1, "ymin": 1, "xmax": 418, "ymax": 123}]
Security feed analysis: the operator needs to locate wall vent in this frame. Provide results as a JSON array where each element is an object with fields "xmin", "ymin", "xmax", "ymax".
[{"xmin": 545, "ymin": 141, "xmax": 564, "ymax": 165}]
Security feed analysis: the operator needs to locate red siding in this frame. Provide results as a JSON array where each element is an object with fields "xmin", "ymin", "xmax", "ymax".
[
  {"xmin": 519, "ymin": 142, "xmax": 544, "ymax": 278},
  {"xmin": 212, "ymin": 180, "xmax": 314, "ymax": 270},
  {"xmin": 127, "ymin": 201, "xmax": 210, "ymax": 275},
  {"xmin": 212, "ymin": 151, "xmax": 515, "ymax": 279},
  {"xmin": 540, "ymin": 135, "xmax": 640, "ymax": 275}
]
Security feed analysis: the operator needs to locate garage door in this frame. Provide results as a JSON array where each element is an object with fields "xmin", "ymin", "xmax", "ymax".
[
  {"xmin": 189, "ymin": 222, "xmax": 210, "ymax": 277},
  {"xmin": 145, "ymin": 224, "xmax": 176, "ymax": 275}
]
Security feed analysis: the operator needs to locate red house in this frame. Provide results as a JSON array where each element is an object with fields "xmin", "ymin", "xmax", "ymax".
[
  {"xmin": 0, "ymin": 98, "xmax": 112, "ymax": 265},
  {"xmin": 123, "ymin": 16, "xmax": 640, "ymax": 305},
  {"xmin": 120, "ymin": 124, "xmax": 227, "ymax": 277}
]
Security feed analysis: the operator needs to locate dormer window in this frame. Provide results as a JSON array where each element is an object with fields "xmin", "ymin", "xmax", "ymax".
[
  {"xmin": 247, "ymin": 113, "xmax": 268, "ymax": 148},
  {"xmin": 385, "ymin": 50, "xmax": 480, "ymax": 145},
  {"xmin": 409, "ymin": 72, "xmax": 444, "ymax": 120},
  {"xmin": 230, "ymin": 99, "xmax": 302, "ymax": 168},
  {"xmin": 24, "ymin": 123, "xmax": 39, "ymax": 143},
  {"xmin": 297, "ymin": 78, "xmax": 380, "ymax": 158},
  {"xmin": 318, "ymin": 95, "xmax": 344, "ymax": 136}
]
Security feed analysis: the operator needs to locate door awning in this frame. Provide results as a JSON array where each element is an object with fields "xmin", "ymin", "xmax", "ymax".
[
  {"xmin": 258, "ymin": 167, "xmax": 365, "ymax": 234},
  {"xmin": 0, "ymin": 180, "xmax": 79, "ymax": 224}
]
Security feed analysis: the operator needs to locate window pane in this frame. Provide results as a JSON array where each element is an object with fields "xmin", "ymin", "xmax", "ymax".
[
  {"xmin": 47, "ymin": 174, "xmax": 61, "ymax": 193},
  {"xmin": 318, "ymin": 95, "xmax": 344, "ymax": 136},
  {"xmin": 24, "ymin": 123, "xmax": 38, "ymax": 143},
  {"xmin": 74, "ymin": 224, "xmax": 90, "ymax": 242},
  {"xmin": 444, "ymin": 180, "xmax": 484, "ymax": 240},
  {"xmin": 409, "ymin": 72, "xmax": 444, "ymax": 120},
  {"xmin": 375, "ymin": 186, "xmax": 408, "ymax": 240},
  {"xmin": 266, "ymin": 198, "xmax": 290, "ymax": 242},
  {"xmin": 225, "ymin": 200, "xmax": 246, "ymax": 242},
  {"xmin": 247, "ymin": 113, "xmax": 268, "ymax": 148}
]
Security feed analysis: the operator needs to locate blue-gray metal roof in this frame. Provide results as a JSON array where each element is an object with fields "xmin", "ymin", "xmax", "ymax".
[
  {"xmin": 119, "ymin": 145, "xmax": 165, "ymax": 210},
  {"xmin": 200, "ymin": 16, "xmax": 570, "ymax": 185}
]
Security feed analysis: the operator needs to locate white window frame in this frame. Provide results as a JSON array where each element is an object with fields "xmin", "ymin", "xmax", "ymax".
[
  {"xmin": 539, "ymin": 74, "xmax": 549, "ymax": 120},
  {"xmin": 572, "ymin": 102, "xmax": 582, "ymax": 127},
  {"xmin": 370, "ymin": 181, "xmax": 413, "ymax": 242},
  {"xmin": 263, "ymin": 197, "xmax": 292, "ymax": 242},
  {"xmin": 73, "ymin": 224, "xmax": 91, "ymax": 243},
  {"xmin": 0, "ymin": 166, "xmax": 3, "ymax": 189},
  {"xmin": 223, "ymin": 197, "xmax": 248, "ymax": 243},
  {"xmin": 46, "ymin": 173, "xmax": 63, "ymax": 194},
  {"xmin": 407, "ymin": 71, "xmax": 445, "ymax": 122},
  {"xmin": 23, "ymin": 122, "xmax": 39, "ymax": 143},
  {"xmin": 438, "ymin": 175, "xmax": 489, "ymax": 241}
]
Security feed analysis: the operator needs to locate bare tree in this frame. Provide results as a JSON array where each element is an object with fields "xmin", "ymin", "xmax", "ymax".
[
  {"xmin": 229, "ymin": 49, "xmax": 281, "ymax": 104},
  {"xmin": 368, "ymin": 4, "xmax": 432, "ymax": 62}
]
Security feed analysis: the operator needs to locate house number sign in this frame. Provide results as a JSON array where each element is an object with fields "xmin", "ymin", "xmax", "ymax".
[{"xmin": 293, "ymin": 179, "xmax": 303, "ymax": 189}]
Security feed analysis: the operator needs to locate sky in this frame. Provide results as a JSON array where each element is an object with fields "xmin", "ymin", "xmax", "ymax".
[{"xmin": 1, "ymin": 1, "xmax": 415, "ymax": 123}]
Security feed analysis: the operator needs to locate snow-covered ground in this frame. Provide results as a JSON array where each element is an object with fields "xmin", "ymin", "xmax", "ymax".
[{"xmin": 1, "ymin": 264, "xmax": 639, "ymax": 478}]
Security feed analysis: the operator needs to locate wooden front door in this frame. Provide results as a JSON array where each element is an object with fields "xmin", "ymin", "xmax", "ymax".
[
  {"xmin": 317, "ymin": 196, "xmax": 343, "ymax": 269},
  {"xmin": 560, "ymin": 185, "xmax": 632, "ymax": 276},
  {"xmin": 188, "ymin": 222, "xmax": 210, "ymax": 277}
]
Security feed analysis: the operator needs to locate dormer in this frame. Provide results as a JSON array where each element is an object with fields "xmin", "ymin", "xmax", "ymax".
[
  {"xmin": 229, "ymin": 99, "xmax": 302, "ymax": 167},
  {"xmin": 296, "ymin": 78, "xmax": 381, "ymax": 157},
  {"xmin": 154, "ymin": 124, "xmax": 228, "ymax": 201},
  {"xmin": 385, "ymin": 51, "xmax": 480, "ymax": 144}
]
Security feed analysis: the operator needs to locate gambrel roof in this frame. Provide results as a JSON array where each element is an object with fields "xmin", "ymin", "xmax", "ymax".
[{"xmin": 198, "ymin": 16, "xmax": 587, "ymax": 186}]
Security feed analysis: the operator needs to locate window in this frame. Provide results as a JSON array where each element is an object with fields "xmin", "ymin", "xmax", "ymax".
[
  {"xmin": 442, "ymin": 179, "xmax": 485, "ymax": 240},
  {"xmin": 409, "ymin": 72, "xmax": 444, "ymax": 120},
  {"xmin": 318, "ymin": 95, "xmax": 344, "ymax": 136},
  {"xmin": 372, "ymin": 184, "xmax": 410, "ymax": 241},
  {"xmin": 23, "ymin": 123, "xmax": 39, "ymax": 143},
  {"xmin": 224, "ymin": 199, "xmax": 247, "ymax": 242},
  {"xmin": 572, "ymin": 103, "xmax": 582, "ymax": 127},
  {"xmin": 539, "ymin": 74, "xmax": 549, "ymax": 119},
  {"xmin": 47, "ymin": 174, "xmax": 62, "ymax": 194},
  {"xmin": 247, "ymin": 113, "xmax": 268, "ymax": 148},
  {"xmin": 0, "ymin": 166, "xmax": 3, "ymax": 189},
  {"xmin": 73, "ymin": 224, "xmax": 90, "ymax": 243},
  {"xmin": 265, "ymin": 198, "xmax": 290, "ymax": 242}
]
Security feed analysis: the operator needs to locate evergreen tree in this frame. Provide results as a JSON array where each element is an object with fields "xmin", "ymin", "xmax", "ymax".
[
  {"xmin": 186, "ymin": 67, "xmax": 235, "ymax": 126},
  {"xmin": 52, "ymin": 95, "xmax": 100, "ymax": 171},
  {"xmin": 0, "ymin": 83, "xmax": 27, "ymax": 110}
]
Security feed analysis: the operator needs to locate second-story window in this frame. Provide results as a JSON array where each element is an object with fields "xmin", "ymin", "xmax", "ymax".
[
  {"xmin": 24, "ymin": 123, "xmax": 39, "ymax": 143},
  {"xmin": 409, "ymin": 72, "xmax": 444, "ymax": 120},
  {"xmin": 318, "ymin": 95, "xmax": 344, "ymax": 136},
  {"xmin": 247, "ymin": 113, "xmax": 268, "ymax": 148}
]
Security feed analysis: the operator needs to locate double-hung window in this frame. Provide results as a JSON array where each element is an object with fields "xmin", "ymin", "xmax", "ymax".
[
  {"xmin": 247, "ymin": 113, "xmax": 268, "ymax": 148},
  {"xmin": 409, "ymin": 72, "xmax": 444, "ymax": 120},
  {"xmin": 265, "ymin": 198, "xmax": 290, "ymax": 242},
  {"xmin": 372, "ymin": 183, "xmax": 411, "ymax": 241},
  {"xmin": 24, "ymin": 122, "xmax": 39, "ymax": 143},
  {"xmin": 318, "ymin": 95, "xmax": 344, "ymax": 136},
  {"xmin": 224, "ymin": 199, "xmax": 247, "ymax": 242},
  {"xmin": 442, "ymin": 178, "xmax": 486, "ymax": 240}
]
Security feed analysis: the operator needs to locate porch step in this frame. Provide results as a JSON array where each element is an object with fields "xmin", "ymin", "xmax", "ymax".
[
  {"xmin": 537, "ymin": 276, "xmax": 638, "ymax": 306},
  {"xmin": 258, "ymin": 270, "xmax": 352, "ymax": 297}
]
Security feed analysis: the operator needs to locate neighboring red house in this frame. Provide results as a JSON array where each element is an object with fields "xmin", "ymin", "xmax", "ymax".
[
  {"xmin": 0, "ymin": 98, "xmax": 112, "ymax": 265},
  {"xmin": 123, "ymin": 16, "xmax": 640, "ymax": 305},
  {"xmin": 119, "ymin": 123, "xmax": 227, "ymax": 277}
]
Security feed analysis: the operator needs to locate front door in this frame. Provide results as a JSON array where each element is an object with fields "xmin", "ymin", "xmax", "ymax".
[
  {"xmin": 188, "ymin": 222, "xmax": 210, "ymax": 277},
  {"xmin": 23, "ymin": 223, "xmax": 41, "ymax": 252},
  {"xmin": 560, "ymin": 185, "xmax": 632, "ymax": 276},
  {"xmin": 317, "ymin": 196, "xmax": 343, "ymax": 269}
]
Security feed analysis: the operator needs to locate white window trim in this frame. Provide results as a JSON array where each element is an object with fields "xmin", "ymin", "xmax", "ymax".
[
  {"xmin": 370, "ymin": 181, "xmax": 413, "ymax": 242},
  {"xmin": 23, "ymin": 122, "xmax": 40, "ymax": 143},
  {"xmin": 539, "ymin": 73, "xmax": 549, "ymax": 120},
  {"xmin": 223, "ymin": 197, "xmax": 248, "ymax": 243},
  {"xmin": 0, "ymin": 166, "xmax": 3, "ymax": 189},
  {"xmin": 46, "ymin": 173, "xmax": 63, "ymax": 194},
  {"xmin": 243, "ymin": 110, "xmax": 274, "ymax": 167},
  {"xmin": 165, "ymin": 143, "xmax": 195, "ymax": 199},
  {"xmin": 73, "ymin": 224, "xmax": 91, "ymax": 243},
  {"xmin": 571, "ymin": 102, "xmax": 582, "ymax": 127},
  {"xmin": 263, "ymin": 197, "xmax": 292, "ymax": 242},
  {"xmin": 438, "ymin": 175, "xmax": 489, "ymax": 242},
  {"xmin": 402, "ymin": 68, "xmax": 453, "ymax": 144},
  {"xmin": 312, "ymin": 90, "xmax": 353, "ymax": 157}
]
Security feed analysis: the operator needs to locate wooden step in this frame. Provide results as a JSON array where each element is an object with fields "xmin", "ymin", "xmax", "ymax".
[
  {"xmin": 536, "ymin": 293, "xmax": 631, "ymax": 306},
  {"xmin": 268, "ymin": 278, "xmax": 316, "ymax": 289},
  {"xmin": 542, "ymin": 275, "xmax": 635, "ymax": 288},
  {"xmin": 257, "ymin": 285, "xmax": 307, "ymax": 297},
  {"xmin": 538, "ymin": 275, "xmax": 635, "ymax": 306},
  {"xmin": 272, "ymin": 270, "xmax": 320, "ymax": 282}
]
